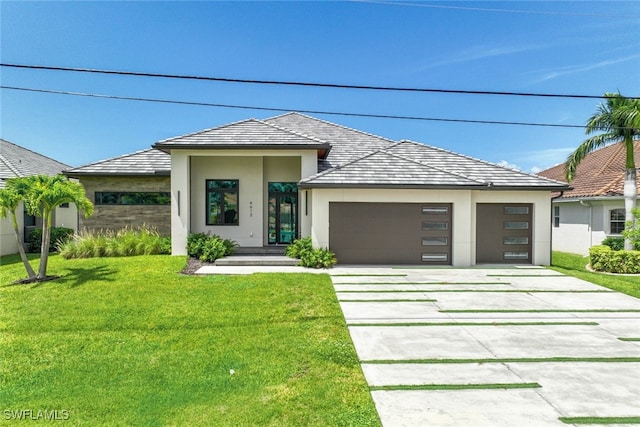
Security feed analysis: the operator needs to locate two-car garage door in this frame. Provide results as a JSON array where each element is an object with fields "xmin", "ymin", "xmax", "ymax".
[
  {"xmin": 328, "ymin": 202, "xmax": 533, "ymax": 265},
  {"xmin": 329, "ymin": 202, "xmax": 451, "ymax": 265}
]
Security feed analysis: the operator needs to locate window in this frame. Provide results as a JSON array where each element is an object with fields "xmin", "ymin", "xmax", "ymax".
[
  {"xmin": 422, "ymin": 206, "xmax": 448, "ymax": 215},
  {"xmin": 504, "ymin": 251, "xmax": 529, "ymax": 260},
  {"xmin": 422, "ymin": 253, "xmax": 448, "ymax": 262},
  {"xmin": 610, "ymin": 209, "xmax": 625, "ymax": 234},
  {"xmin": 504, "ymin": 236, "xmax": 529, "ymax": 245},
  {"xmin": 422, "ymin": 237, "xmax": 448, "ymax": 246},
  {"xmin": 95, "ymin": 192, "xmax": 170, "ymax": 205},
  {"xmin": 554, "ymin": 206, "xmax": 560, "ymax": 228},
  {"xmin": 206, "ymin": 180, "xmax": 238, "ymax": 225},
  {"xmin": 504, "ymin": 206, "xmax": 529, "ymax": 215},
  {"xmin": 422, "ymin": 221, "xmax": 448, "ymax": 231},
  {"xmin": 504, "ymin": 221, "xmax": 529, "ymax": 230}
]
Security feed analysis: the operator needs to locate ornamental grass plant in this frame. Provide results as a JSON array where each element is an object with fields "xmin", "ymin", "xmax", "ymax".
[{"xmin": 58, "ymin": 226, "xmax": 171, "ymax": 259}]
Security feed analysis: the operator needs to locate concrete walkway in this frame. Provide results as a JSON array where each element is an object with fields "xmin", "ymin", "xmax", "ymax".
[{"xmin": 329, "ymin": 266, "xmax": 640, "ymax": 427}]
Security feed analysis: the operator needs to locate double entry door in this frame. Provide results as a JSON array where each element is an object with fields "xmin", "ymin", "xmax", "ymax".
[{"xmin": 268, "ymin": 182, "xmax": 298, "ymax": 245}]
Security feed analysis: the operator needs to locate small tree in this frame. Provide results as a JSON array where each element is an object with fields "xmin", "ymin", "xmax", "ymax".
[
  {"xmin": 565, "ymin": 93, "xmax": 640, "ymax": 250},
  {"xmin": 20, "ymin": 175, "xmax": 94, "ymax": 280},
  {"xmin": 0, "ymin": 183, "xmax": 37, "ymax": 280}
]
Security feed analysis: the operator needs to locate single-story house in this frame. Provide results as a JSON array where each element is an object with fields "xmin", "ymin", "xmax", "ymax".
[
  {"xmin": 0, "ymin": 139, "xmax": 78, "ymax": 256},
  {"xmin": 151, "ymin": 112, "xmax": 569, "ymax": 266},
  {"xmin": 63, "ymin": 148, "xmax": 171, "ymax": 236},
  {"xmin": 537, "ymin": 141, "xmax": 640, "ymax": 255}
]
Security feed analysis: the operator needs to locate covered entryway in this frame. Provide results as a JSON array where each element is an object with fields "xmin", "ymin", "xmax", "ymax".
[
  {"xmin": 329, "ymin": 202, "xmax": 452, "ymax": 265},
  {"xmin": 476, "ymin": 203, "xmax": 533, "ymax": 264}
]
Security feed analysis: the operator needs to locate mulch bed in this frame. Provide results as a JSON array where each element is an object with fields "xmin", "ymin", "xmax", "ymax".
[{"xmin": 180, "ymin": 257, "xmax": 213, "ymax": 275}]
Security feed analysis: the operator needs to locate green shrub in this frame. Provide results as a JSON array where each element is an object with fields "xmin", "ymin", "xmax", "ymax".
[
  {"xmin": 601, "ymin": 237, "xmax": 624, "ymax": 251},
  {"xmin": 285, "ymin": 237, "xmax": 313, "ymax": 259},
  {"xmin": 26, "ymin": 227, "xmax": 75, "ymax": 253},
  {"xmin": 186, "ymin": 232, "xmax": 236, "ymax": 262},
  {"xmin": 286, "ymin": 237, "xmax": 337, "ymax": 269},
  {"xmin": 589, "ymin": 245, "xmax": 640, "ymax": 274},
  {"xmin": 58, "ymin": 226, "xmax": 171, "ymax": 259}
]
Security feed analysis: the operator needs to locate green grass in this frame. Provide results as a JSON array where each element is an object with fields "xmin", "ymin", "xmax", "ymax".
[
  {"xmin": 348, "ymin": 322, "xmax": 599, "ymax": 327},
  {"xmin": 361, "ymin": 357, "xmax": 640, "ymax": 364},
  {"xmin": 369, "ymin": 383, "xmax": 540, "ymax": 391},
  {"xmin": 559, "ymin": 416, "xmax": 640, "ymax": 424},
  {"xmin": 551, "ymin": 251, "xmax": 640, "ymax": 299},
  {"xmin": 0, "ymin": 254, "xmax": 380, "ymax": 426},
  {"xmin": 618, "ymin": 337, "xmax": 640, "ymax": 342}
]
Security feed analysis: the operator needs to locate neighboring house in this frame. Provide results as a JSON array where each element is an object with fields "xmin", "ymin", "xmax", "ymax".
[
  {"xmin": 63, "ymin": 149, "xmax": 171, "ymax": 236},
  {"xmin": 0, "ymin": 139, "xmax": 78, "ymax": 256},
  {"xmin": 153, "ymin": 112, "xmax": 569, "ymax": 266},
  {"xmin": 538, "ymin": 141, "xmax": 640, "ymax": 255}
]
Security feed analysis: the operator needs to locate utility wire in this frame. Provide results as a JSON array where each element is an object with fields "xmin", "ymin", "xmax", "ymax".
[
  {"xmin": 2, "ymin": 63, "xmax": 635, "ymax": 100},
  {"xmin": 353, "ymin": 0, "xmax": 640, "ymax": 19},
  {"xmin": 0, "ymin": 85, "xmax": 593, "ymax": 129}
]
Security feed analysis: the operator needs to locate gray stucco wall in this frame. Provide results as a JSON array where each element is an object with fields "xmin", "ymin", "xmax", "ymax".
[{"xmin": 78, "ymin": 176, "xmax": 171, "ymax": 236}]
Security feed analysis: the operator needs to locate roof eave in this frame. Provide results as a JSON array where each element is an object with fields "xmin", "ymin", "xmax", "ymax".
[
  {"xmin": 63, "ymin": 171, "xmax": 170, "ymax": 177},
  {"xmin": 298, "ymin": 182, "xmax": 571, "ymax": 191},
  {"xmin": 152, "ymin": 143, "xmax": 331, "ymax": 152}
]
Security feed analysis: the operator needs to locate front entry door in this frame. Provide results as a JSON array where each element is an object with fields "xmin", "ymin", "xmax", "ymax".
[{"xmin": 268, "ymin": 182, "xmax": 298, "ymax": 244}]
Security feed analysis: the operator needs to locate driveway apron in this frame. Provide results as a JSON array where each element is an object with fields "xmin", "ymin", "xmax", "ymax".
[{"xmin": 329, "ymin": 266, "xmax": 640, "ymax": 427}]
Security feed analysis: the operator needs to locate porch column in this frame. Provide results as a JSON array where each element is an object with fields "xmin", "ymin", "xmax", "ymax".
[{"xmin": 171, "ymin": 151, "xmax": 190, "ymax": 255}]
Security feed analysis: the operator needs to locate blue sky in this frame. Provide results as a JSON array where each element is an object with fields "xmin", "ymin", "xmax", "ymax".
[{"xmin": 1, "ymin": 1, "xmax": 639, "ymax": 174}]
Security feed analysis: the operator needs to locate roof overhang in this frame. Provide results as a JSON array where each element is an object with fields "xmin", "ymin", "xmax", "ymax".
[
  {"xmin": 153, "ymin": 143, "xmax": 331, "ymax": 159},
  {"xmin": 63, "ymin": 171, "xmax": 170, "ymax": 178}
]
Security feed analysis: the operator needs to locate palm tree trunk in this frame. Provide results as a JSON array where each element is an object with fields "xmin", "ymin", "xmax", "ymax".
[
  {"xmin": 10, "ymin": 211, "xmax": 36, "ymax": 280},
  {"xmin": 623, "ymin": 167, "xmax": 637, "ymax": 251},
  {"xmin": 38, "ymin": 213, "xmax": 52, "ymax": 279}
]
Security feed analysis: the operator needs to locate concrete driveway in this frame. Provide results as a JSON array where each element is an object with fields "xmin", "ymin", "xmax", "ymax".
[{"xmin": 329, "ymin": 266, "xmax": 640, "ymax": 427}]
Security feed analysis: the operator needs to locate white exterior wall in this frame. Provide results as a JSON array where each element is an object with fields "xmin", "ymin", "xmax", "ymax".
[
  {"xmin": 0, "ymin": 204, "xmax": 23, "ymax": 256},
  {"xmin": 552, "ymin": 199, "xmax": 624, "ymax": 255},
  {"xmin": 169, "ymin": 149, "xmax": 317, "ymax": 255},
  {"xmin": 54, "ymin": 204, "xmax": 78, "ymax": 230},
  {"xmin": 310, "ymin": 188, "xmax": 552, "ymax": 266}
]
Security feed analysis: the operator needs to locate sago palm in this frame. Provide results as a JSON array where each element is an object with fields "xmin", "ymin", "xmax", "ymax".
[{"xmin": 565, "ymin": 93, "xmax": 640, "ymax": 251}]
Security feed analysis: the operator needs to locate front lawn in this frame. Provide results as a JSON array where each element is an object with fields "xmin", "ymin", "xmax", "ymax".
[
  {"xmin": 551, "ymin": 251, "xmax": 640, "ymax": 299},
  {"xmin": 0, "ymin": 254, "xmax": 380, "ymax": 426}
]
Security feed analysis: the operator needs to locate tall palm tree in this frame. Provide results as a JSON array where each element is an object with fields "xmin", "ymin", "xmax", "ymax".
[
  {"xmin": 0, "ymin": 183, "xmax": 37, "ymax": 280},
  {"xmin": 21, "ymin": 175, "xmax": 94, "ymax": 280},
  {"xmin": 565, "ymin": 93, "xmax": 640, "ymax": 250}
]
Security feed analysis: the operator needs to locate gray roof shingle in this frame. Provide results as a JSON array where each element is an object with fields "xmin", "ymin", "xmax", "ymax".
[
  {"xmin": 0, "ymin": 139, "xmax": 71, "ymax": 188},
  {"xmin": 154, "ymin": 118, "xmax": 331, "ymax": 152},
  {"xmin": 264, "ymin": 113, "xmax": 394, "ymax": 171},
  {"xmin": 63, "ymin": 148, "xmax": 170, "ymax": 176},
  {"xmin": 93, "ymin": 111, "xmax": 568, "ymax": 191},
  {"xmin": 300, "ymin": 140, "xmax": 569, "ymax": 189}
]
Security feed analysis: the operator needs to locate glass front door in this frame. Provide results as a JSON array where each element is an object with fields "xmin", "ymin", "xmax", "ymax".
[{"xmin": 268, "ymin": 182, "xmax": 298, "ymax": 244}]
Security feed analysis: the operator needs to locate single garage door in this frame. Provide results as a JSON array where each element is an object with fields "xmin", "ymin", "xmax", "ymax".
[
  {"xmin": 476, "ymin": 203, "xmax": 532, "ymax": 264},
  {"xmin": 329, "ymin": 202, "xmax": 451, "ymax": 265}
]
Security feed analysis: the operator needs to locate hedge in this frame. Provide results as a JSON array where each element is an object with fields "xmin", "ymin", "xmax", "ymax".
[{"xmin": 589, "ymin": 245, "xmax": 640, "ymax": 274}]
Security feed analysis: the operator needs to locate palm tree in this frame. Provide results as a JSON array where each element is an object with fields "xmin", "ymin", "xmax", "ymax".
[
  {"xmin": 21, "ymin": 175, "xmax": 94, "ymax": 280},
  {"xmin": 0, "ymin": 182, "xmax": 37, "ymax": 280},
  {"xmin": 565, "ymin": 93, "xmax": 640, "ymax": 251}
]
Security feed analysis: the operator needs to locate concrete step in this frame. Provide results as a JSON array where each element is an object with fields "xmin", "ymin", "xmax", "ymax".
[
  {"xmin": 214, "ymin": 255, "xmax": 299, "ymax": 266},
  {"xmin": 233, "ymin": 246, "xmax": 287, "ymax": 255}
]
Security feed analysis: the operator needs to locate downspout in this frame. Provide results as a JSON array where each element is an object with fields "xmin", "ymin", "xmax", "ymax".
[
  {"xmin": 579, "ymin": 199, "xmax": 593, "ymax": 249},
  {"xmin": 550, "ymin": 191, "xmax": 564, "ymax": 265}
]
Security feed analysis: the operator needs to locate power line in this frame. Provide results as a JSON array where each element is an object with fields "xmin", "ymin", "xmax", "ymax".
[
  {"xmin": 353, "ymin": 0, "xmax": 640, "ymax": 19},
  {"xmin": 0, "ymin": 85, "xmax": 592, "ymax": 129},
  {"xmin": 2, "ymin": 63, "xmax": 635, "ymax": 100}
]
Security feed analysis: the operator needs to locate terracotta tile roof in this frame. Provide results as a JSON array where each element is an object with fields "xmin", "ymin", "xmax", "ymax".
[
  {"xmin": 0, "ymin": 139, "xmax": 71, "ymax": 188},
  {"xmin": 537, "ymin": 141, "xmax": 640, "ymax": 198}
]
